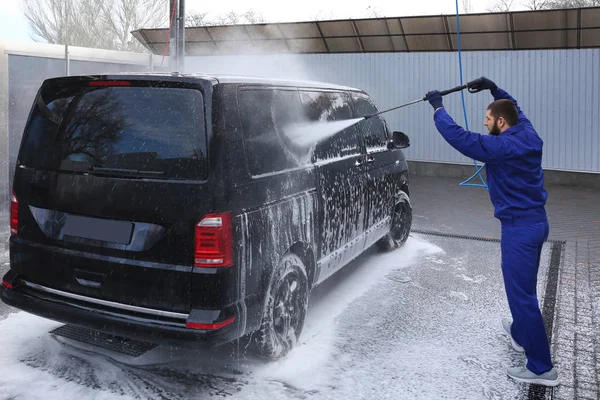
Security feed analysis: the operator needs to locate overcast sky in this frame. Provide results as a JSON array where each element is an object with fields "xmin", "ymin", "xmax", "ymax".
[{"xmin": 1, "ymin": 0, "xmax": 533, "ymax": 42}]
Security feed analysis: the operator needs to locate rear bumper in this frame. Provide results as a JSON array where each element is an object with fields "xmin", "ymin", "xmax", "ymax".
[{"xmin": 0, "ymin": 280, "xmax": 245, "ymax": 349}]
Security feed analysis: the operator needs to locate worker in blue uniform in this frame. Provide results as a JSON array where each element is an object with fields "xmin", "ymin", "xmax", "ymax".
[{"xmin": 425, "ymin": 77, "xmax": 559, "ymax": 387}]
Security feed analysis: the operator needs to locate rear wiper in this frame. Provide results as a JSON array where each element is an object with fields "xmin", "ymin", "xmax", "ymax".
[{"xmin": 89, "ymin": 166, "xmax": 166, "ymax": 178}]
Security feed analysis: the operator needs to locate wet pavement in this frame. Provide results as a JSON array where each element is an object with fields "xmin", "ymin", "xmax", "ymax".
[
  {"xmin": 0, "ymin": 236, "xmax": 551, "ymax": 399},
  {"xmin": 409, "ymin": 175, "xmax": 600, "ymax": 243},
  {"xmin": 410, "ymin": 174, "xmax": 600, "ymax": 400},
  {"xmin": 0, "ymin": 174, "xmax": 598, "ymax": 399}
]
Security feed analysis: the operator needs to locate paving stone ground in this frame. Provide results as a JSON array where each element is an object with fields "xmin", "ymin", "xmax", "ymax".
[
  {"xmin": 409, "ymin": 174, "xmax": 600, "ymax": 399},
  {"xmin": 551, "ymin": 240, "xmax": 600, "ymax": 400}
]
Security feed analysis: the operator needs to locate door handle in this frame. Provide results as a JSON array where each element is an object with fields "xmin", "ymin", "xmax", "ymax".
[
  {"xmin": 355, "ymin": 159, "xmax": 364, "ymax": 167},
  {"xmin": 366, "ymin": 156, "xmax": 375, "ymax": 164}
]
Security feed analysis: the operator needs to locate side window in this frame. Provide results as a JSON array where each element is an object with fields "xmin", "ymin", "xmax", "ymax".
[
  {"xmin": 272, "ymin": 90, "xmax": 314, "ymax": 166},
  {"xmin": 238, "ymin": 89, "xmax": 309, "ymax": 176},
  {"xmin": 352, "ymin": 92, "xmax": 389, "ymax": 152},
  {"xmin": 299, "ymin": 91, "xmax": 361, "ymax": 162}
]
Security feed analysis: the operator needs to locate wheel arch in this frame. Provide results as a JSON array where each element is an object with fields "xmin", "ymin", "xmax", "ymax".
[{"xmin": 288, "ymin": 241, "xmax": 316, "ymax": 289}]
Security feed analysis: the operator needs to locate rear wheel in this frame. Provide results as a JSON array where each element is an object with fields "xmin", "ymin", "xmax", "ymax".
[
  {"xmin": 256, "ymin": 253, "xmax": 309, "ymax": 360},
  {"xmin": 377, "ymin": 199, "xmax": 412, "ymax": 251}
]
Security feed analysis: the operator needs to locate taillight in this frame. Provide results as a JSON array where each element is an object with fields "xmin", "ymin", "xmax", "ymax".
[
  {"xmin": 194, "ymin": 212, "xmax": 233, "ymax": 267},
  {"xmin": 10, "ymin": 191, "xmax": 18, "ymax": 236},
  {"xmin": 88, "ymin": 81, "xmax": 131, "ymax": 87},
  {"xmin": 2, "ymin": 280, "xmax": 13, "ymax": 289}
]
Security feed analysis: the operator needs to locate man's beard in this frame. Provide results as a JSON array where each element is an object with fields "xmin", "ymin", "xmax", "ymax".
[{"xmin": 489, "ymin": 119, "xmax": 501, "ymax": 136}]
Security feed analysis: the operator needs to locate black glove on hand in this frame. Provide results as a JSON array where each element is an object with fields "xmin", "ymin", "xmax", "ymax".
[
  {"xmin": 468, "ymin": 76, "xmax": 497, "ymax": 92},
  {"xmin": 425, "ymin": 90, "xmax": 443, "ymax": 110}
]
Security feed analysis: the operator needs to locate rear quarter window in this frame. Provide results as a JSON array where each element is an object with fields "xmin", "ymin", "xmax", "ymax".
[{"xmin": 238, "ymin": 89, "xmax": 312, "ymax": 176}]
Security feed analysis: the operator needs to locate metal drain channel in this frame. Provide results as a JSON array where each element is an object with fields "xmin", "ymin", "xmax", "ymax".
[
  {"xmin": 526, "ymin": 241, "xmax": 564, "ymax": 400},
  {"xmin": 411, "ymin": 229, "xmax": 566, "ymax": 245},
  {"xmin": 411, "ymin": 229, "xmax": 501, "ymax": 242},
  {"xmin": 51, "ymin": 325, "xmax": 158, "ymax": 357}
]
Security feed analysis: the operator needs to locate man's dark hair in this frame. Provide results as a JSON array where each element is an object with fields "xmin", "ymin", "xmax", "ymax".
[{"xmin": 487, "ymin": 99, "xmax": 519, "ymax": 127}]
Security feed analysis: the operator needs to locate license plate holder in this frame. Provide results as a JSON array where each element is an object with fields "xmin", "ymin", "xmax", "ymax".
[{"xmin": 63, "ymin": 215, "xmax": 133, "ymax": 245}]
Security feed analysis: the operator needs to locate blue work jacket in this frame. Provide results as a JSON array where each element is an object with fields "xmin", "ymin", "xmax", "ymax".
[{"xmin": 433, "ymin": 88, "xmax": 548, "ymax": 224}]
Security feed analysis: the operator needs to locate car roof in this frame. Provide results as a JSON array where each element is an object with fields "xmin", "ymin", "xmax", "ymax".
[
  {"xmin": 204, "ymin": 74, "xmax": 360, "ymax": 91},
  {"xmin": 103, "ymin": 72, "xmax": 362, "ymax": 92}
]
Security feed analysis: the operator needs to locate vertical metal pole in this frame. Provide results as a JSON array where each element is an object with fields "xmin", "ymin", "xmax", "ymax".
[
  {"xmin": 169, "ymin": 0, "xmax": 177, "ymax": 71},
  {"xmin": 0, "ymin": 41, "xmax": 10, "ymax": 212},
  {"xmin": 169, "ymin": 0, "xmax": 185, "ymax": 72},
  {"xmin": 178, "ymin": 0, "xmax": 185, "ymax": 72},
  {"xmin": 65, "ymin": 44, "xmax": 70, "ymax": 76}
]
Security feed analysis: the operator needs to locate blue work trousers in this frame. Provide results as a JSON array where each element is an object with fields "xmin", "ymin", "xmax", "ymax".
[{"xmin": 501, "ymin": 218, "xmax": 553, "ymax": 374}]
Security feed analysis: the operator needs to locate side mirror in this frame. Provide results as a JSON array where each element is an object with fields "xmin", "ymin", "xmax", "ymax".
[{"xmin": 389, "ymin": 131, "xmax": 410, "ymax": 149}]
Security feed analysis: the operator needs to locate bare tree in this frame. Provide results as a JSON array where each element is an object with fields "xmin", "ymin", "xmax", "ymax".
[
  {"xmin": 22, "ymin": 0, "xmax": 168, "ymax": 52},
  {"xmin": 366, "ymin": 6, "xmax": 382, "ymax": 18},
  {"xmin": 309, "ymin": 10, "xmax": 335, "ymax": 21},
  {"xmin": 241, "ymin": 10, "xmax": 266, "ymax": 24},
  {"xmin": 186, "ymin": 9, "xmax": 265, "ymax": 27},
  {"xmin": 486, "ymin": 0, "xmax": 515, "ymax": 12},
  {"xmin": 541, "ymin": 0, "xmax": 600, "ymax": 8},
  {"xmin": 214, "ymin": 11, "xmax": 240, "ymax": 26},
  {"xmin": 100, "ymin": 0, "xmax": 167, "ymax": 52},
  {"xmin": 185, "ymin": 12, "xmax": 211, "ymax": 27},
  {"xmin": 521, "ymin": 0, "xmax": 551, "ymax": 9}
]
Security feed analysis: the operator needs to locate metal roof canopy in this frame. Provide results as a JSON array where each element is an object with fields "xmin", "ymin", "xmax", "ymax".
[{"xmin": 132, "ymin": 7, "xmax": 600, "ymax": 55}]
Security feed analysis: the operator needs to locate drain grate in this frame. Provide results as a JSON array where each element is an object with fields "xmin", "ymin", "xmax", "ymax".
[
  {"xmin": 526, "ymin": 382, "xmax": 553, "ymax": 400},
  {"xmin": 51, "ymin": 325, "xmax": 158, "ymax": 357},
  {"xmin": 411, "ymin": 229, "xmax": 566, "ymax": 245},
  {"xmin": 411, "ymin": 229, "xmax": 501, "ymax": 242}
]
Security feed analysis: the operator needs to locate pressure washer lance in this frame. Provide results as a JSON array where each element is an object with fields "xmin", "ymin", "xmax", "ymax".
[{"xmin": 363, "ymin": 78, "xmax": 484, "ymax": 120}]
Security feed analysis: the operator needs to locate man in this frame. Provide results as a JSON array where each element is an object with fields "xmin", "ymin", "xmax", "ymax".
[{"xmin": 425, "ymin": 77, "xmax": 559, "ymax": 387}]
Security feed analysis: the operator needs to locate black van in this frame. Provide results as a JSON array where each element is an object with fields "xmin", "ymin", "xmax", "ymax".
[{"xmin": 1, "ymin": 73, "xmax": 412, "ymax": 359}]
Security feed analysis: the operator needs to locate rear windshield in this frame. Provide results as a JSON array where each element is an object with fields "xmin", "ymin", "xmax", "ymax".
[{"xmin": 19, "ymin": 82, "xmax": 208, "ymax": 180}]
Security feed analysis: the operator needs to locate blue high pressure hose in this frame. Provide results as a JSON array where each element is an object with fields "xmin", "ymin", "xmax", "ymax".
[{"xmin": 454, "ymin": 0, "xmax": 488, "ymax": 190}]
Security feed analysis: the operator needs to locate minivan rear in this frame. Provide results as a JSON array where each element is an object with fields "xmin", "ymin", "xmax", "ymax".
[{"xmin": 2, "ymin": 75, "xmax": 243, "ymax": 346}]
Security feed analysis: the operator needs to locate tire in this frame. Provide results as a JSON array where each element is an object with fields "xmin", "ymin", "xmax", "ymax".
[
  {"xmin": 255, "ymin": 253, "xmax": 309, "ymax": 360},
  {"xmin": 377, "ymin": 199, "xmax": 412, "ymax": 251}
]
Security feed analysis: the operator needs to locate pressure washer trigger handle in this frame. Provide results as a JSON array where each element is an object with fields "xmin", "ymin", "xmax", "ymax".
[{"xmin": 467, "ymin": 78, "xmax": 485, "ymax": 93}]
